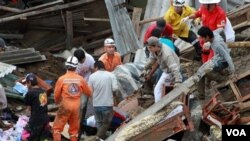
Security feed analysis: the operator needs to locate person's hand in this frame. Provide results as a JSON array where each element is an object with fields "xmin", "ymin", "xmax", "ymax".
[
  {"xmin": 145, "ymin": 74, "xmax": 152, "ymax": 81},
  {"xmin": 181, "ymin": 16, "xmax": 189, "ymax": 24},
  {"xmin": 230, "ymin": 73, "xmax": 238, "ymax": 82},
  {"xmin": 140, "ymin": 70, "xmax": 147, "ymax": 77},
  {"xmin": 172, "ymin": 34, "xmax": 179, "ymax": 40},
  {"xmin": 203, "ymin": 42, "xmax": 211, "ymax": 50}
]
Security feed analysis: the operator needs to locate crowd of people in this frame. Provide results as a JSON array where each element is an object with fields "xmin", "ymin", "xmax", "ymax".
[{"xmin": 0, "ymin": 0, "xmax": 237, "ymax": 140}]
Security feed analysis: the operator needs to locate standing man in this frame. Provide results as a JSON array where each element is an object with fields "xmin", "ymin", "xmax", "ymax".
[
  {"xmin": 164, "ymin": 0, "xmax": 202, "ymax": 60},
  {"xmin": 197, "ymin": 26, "xmax": 235, "ymax": 99},
  {"xmin": 53, "ymin": 56, "xmax": 92, "ymax": 141},
  {"xmin": 74, "ymin": 49, "xmax": 95, "ymax": 82},
  {"xmin": 99, "ymin": 38, "xmax": 122, "ymax": 72},
  {"xmin": 73, "ymin": 49, "xmax": 95, "ymax": 139},
  {"xmin": 23, "ymin": 73, "xmax": 50, "ymax": 141},
  {"xmin": 144, "ymin": 37, "xmax": 182, "ymax": 103},
  {"xmin": 88, "ymin": 61, "xmax": 119, "ymax": 140}
]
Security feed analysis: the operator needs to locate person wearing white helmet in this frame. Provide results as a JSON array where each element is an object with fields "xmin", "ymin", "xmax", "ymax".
[
  {"xmin": 99, "ymin": 38, "xmax": 122, "ymax": 72},
  {"xmin": 53, "ymin": 56, "xmax": 92, "ymax": 141},
  {"xmin": 184, "ymin": 0, "xmax": 228, "ymax": 63},
  {"xmin": 164, "ymin": 0, "xmax": 202, "ymax": 61}
]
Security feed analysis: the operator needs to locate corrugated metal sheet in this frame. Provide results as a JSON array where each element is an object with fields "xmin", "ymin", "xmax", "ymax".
[
  {"xmin": 105, "ymin": 0, "xmax": 141, "ymax": 55},
  {"xmin": 0, "ymin": 62, "xmax": 16, "ymax": 78},
  {"xmin": 0, "ymin": 48, "xmax": 46, "ymax": 65}
]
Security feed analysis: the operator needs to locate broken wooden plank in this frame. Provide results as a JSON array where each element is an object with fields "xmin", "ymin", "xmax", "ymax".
[
  {"xmin": 227, "ymin": 41, "xmax": 250, "ymax": 48},
  {"xmin": 0, "ymin": 33, "xmax": 24, "ymax": 39},
  {"xmin": 139, "ymin": 16, "xmax": 162, "ymax": 25},
  {"xmin": 0, "ymin": 5, "xmax": 21, "ymax": 13},
  {"xmin": 66, "ymin": 11, "xmax": 73, "ymax": 50},
  {"xmin": 21, "ymin": 0, "xmax": 64, "ymax": 13},
  {"xmin": 132, "ymin": 7, "xmax": 142, "ymax": 38},
  {"xmin": 0, "ymin": 0, "xmax": 95, "ymax": 23},
  {"xmin": 83, "ymin": 17, "xmax": 110, "ymax": 22}
]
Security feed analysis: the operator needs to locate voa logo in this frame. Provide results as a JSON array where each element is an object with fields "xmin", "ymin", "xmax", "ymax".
[{"xmin": 226, "ymin": 129, "xmax": 246, "ymax": 136}]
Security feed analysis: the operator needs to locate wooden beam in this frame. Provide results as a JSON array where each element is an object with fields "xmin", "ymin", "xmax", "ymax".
[
  {"xmin": 0, "ymin": 33, "xmax": 24, "ymax": 39},
  {"xmin": 139, "ymin": 16, "xmax": 163, "ymax": 25},
  {"xmin": 0, "ymin": 5, "xmax": 21, "ymax": 13},
  {"xmin": 227, "ymin": 41, "xmax": 250, "ymax": 48},
  {"xmin": 83, "ymin": 17, "xmax": 110, "ymax": 22},
  {"xmin": 0, "ymin": 0, "xmax": 95, "ymax": 24},
  {"xmin": 66, "ymin": 11, "xmax": 73, "ymax": 50},
  {"xmin": 21, "ymin": 0, "xmax": 64, "ymax": 13},
  {"xmin": 132, "ymin": 7, "xmax": 142, "ymax": 38}
]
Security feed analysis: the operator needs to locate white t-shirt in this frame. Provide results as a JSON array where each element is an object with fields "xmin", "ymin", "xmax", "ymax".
[
  {"xmin": 76, "ymin": 53, "xmax": 95, "ymax": 81},
  {"xmin": 224, "ymin": 17, "xmax": 235, "ymax": 42}
]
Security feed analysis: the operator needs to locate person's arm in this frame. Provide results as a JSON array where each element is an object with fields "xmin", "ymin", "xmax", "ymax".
[
  {"xmin": 54, "ymin": 78, "xmax": 63, "ymax": 104},
  {"xmin": 163, "ymin": 55, "xmax": 182, "ymax": 83},
  {"xmin": 24, "ymin": 91, "xmax": 31, "ymax": 105},
  {"xmin": 217, "ymin": 44, "xmax": 235, "ymax": 73},
  {"xmin": 146, "ymin": 62, "xmax": 159, "ymax": 81},
  {"xmin": 89, "ymin": 55, "xmax": 96, "ymax": 73},
  {"xmin": 81, "ymin": 78, "xmax": 92, "ymax": 97}
]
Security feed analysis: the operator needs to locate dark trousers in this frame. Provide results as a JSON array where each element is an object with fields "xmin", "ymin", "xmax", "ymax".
[{"xmin": 180, "ymin": 30, "xmax": 202, "ymax": 57}]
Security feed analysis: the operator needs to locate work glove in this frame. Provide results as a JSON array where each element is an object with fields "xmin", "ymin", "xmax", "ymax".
[
  {"xmin": 180, "ymin": 16, "xmax": 189, "ymax": 24},
  {"xmin": 203, "ymin": 42, "xmax": 211, "ymax": 51}
]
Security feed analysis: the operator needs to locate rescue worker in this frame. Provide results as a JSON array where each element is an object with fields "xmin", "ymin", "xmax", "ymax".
[
  {"xmin": 99, "ymin": 38, "xmax": 122, "ymax": 72},
  {"xmin": 184, "ymin": 0, "xmax": 227, "ymax": 63},
  {"xmin": 144, "ymin": 36, "xmax": 182, "ymax": 103},
  {"xmin": 88, "ymin": 61, "xmax": 119, "ymax": 139},
  {"xmin": 164, "ymin": 0, "xmax": 202, "ymax": 60},
  {"xmin": 53, "ymin": 56, "xmax": 92, "ymax": 141},
  {"xmin": 197, "ymin": 26, "xmax": 235, "ymax": 99}
]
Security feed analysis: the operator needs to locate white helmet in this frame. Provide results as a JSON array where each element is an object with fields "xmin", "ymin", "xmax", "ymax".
[
  {"xmin": 104, "ymin": 38, "xmax": 115, "ymax": 46},
  {"xmin": 173, "ymin": 0, "xmax": 185, "ymax": 7},
  {"xmin": 199, "ymin": 0, "xmax": 220, "ymax": 4},
  {"xmin": 65, "ymin": 56, "xmax": 78, "ymax": 68}
]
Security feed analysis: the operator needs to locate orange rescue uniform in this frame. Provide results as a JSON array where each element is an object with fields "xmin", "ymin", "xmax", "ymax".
[
  {"xmin": 99, "ymin": 52, "xmax": 122, "ymax": 72},
  {"xmin": 53, "ymin": 71, "xmax": 92, "ymax": 141}
]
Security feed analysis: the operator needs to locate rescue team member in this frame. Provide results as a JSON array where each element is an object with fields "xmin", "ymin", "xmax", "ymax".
[
  {"xmin": 99, "ymin": 38, "xmax": 122, "ymax": 72},
  {"xmin": 164, "ymin": 0, "xmax": 202, "ymax": 61},
  {"xmin": 22, "ymin": 73, "xmax": 50, "ymax": 141},
  {"xmin": 185, "ymin": 0, "xmax": 227, "ymax": 63},
  {"xmin": 88, "ymin": 61, "xmax": 119, "ymax": 140},
  {"xmin": 53, "ymin": 56, "xmax": 92, "ymax": 141},
  {"xmin": 197, "ymin": 26, "xmax": 235, "ymax": 99},
  {"xmin": 144, "ymin": 37, "xmax": 182, "ymax": 103}
]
